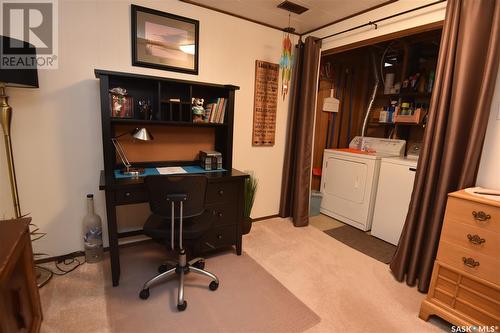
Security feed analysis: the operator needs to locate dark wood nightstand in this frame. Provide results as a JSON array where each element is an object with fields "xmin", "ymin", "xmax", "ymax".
[{"xmin": 0, "ymin": 218, "xmax": 42, "ymax": 333}]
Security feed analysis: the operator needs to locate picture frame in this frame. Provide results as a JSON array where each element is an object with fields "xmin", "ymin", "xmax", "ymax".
[{"xmin": 131, "ymin": 5, "xmax": 199, "ymax": 75}]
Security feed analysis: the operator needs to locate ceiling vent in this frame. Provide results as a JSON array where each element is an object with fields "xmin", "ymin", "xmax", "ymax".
[{"xmin": 277, "ymin": 1, "xmax": 309, "ymax": 15}]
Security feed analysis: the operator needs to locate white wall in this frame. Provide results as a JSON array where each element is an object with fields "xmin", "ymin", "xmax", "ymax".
[
  {"xmin": 477, "ymin": 68, "xmax": 500, "ymax": 190},
  {"xmin": 0, "ymin": 0, "xmax": 290, "ymax": 256}
]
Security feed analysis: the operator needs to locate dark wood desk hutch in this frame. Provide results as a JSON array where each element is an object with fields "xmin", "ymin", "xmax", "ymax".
[{"xmin": 95, "ymin": 70, "xmax": 247, "ymax": 287}]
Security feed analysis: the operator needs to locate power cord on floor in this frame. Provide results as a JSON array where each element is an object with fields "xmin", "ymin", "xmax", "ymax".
[
  {"xmin": 36, "ymin": 253, "xmax": 86, "ymax": 287},
  {"xmin": 53, "ymin": 257, "xmax": 86, "ymax": 275}
]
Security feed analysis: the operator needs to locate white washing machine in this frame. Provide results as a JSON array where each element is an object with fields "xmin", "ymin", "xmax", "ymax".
[
  {"xmin": 320, "ymin": 137, "xmax": 406, "ymax": 231},
  {"xmin": 371, "ymin": 157, "xmax": 418, "ymax": 245}
]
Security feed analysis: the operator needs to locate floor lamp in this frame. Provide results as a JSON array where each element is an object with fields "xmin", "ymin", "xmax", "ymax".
[
  {"xmin": 0, "ymin": 36, "xmax": 39, "ymax": 218},
  {"xmin": 0, "ymin": 37, "xmax": 49, "ymax": 287}
]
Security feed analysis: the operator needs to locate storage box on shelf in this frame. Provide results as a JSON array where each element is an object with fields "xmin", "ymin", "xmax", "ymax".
[{"xmin": 394, "ymin": 108, "xmax": 424, "ymax": 124}]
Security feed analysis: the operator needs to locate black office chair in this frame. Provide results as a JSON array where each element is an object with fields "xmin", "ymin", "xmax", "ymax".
[{"xmin": 138, "ymin": 175, "xmax": 219, "ymax": 311}]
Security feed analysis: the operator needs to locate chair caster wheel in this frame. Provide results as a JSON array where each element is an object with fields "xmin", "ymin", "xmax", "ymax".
[
  {"xmin": 209, "ymin": 281, "xmax": 219, "ymax": 291},
  {"xmin": 193, "ymin": 260, "xmax": 205, "ymax": 270},
  {"xmin": 139, "ymin": 289, "xmax": 150, "ymax": 300},
  {"xmin": 158, "ymin": 264, "xmax": 169, "ymax": 273},
  {"xmin": 177, "ymin": 301, "xmax": 187, "ymax": 311}
]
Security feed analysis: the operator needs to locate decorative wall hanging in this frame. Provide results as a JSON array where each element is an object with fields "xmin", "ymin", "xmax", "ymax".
[
  {"xmin": 279, "ymin": 14, "xmax": 294, "ymax": 100},
  {"xmin": 131, "ymin": 5, "xmax": 199, "ymax": 74},
  {"xmin": 252, "ymin": 60, "xmax": 279, "ymax": 146}
]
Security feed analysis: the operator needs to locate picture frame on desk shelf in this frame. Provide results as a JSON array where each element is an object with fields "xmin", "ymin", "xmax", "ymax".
[
  {"xmin": 109, "ymin": 89, "xmax": 133, "ymax": 118},
  {"xmin": 131, "ymin": 4, "xmax": 199, "ymax": 75}
]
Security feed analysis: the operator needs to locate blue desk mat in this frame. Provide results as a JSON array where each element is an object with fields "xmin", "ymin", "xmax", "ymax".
[{"xmin": 114, "ymin": 166, "xmax": 226, "ymax": 179}]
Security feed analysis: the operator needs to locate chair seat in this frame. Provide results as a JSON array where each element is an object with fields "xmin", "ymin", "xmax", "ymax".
[{"xmin": 143, "ymin": 210, "xmax": 212, "ymax": 245}]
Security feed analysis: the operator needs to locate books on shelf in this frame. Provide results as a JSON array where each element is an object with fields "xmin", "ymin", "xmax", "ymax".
[{"xmin": 204, "ymin": 97, "xmax": 227, "ymax": 124}]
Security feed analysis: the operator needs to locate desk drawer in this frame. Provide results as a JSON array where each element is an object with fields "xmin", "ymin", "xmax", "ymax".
[
  {"xmin": 206, "ymin": 181, "xmax": 238, "ymax": 205},
  {"xmin": 208, "ymin": 203, "xmax": 238, "ymax": 227},
  {"xmin": 441, "ymin": 219, "xmax": 500, "ymax": 258},
  {"xmin": 198, "ymin": 225, "xmax": 237, "ymax": 252},
  {"xmin": 115, "ymin": 189, "xmax": 148, "ymax": 205},
  {"xmin": 437, "ymin": 240, "xmax": 500, "ymax": 285},
  {"xmin": 445, "ymin": 197, "xmax": 500, "ymax": 233}
]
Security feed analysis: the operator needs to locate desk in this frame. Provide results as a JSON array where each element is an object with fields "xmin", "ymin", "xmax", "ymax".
[
  {"xmin": 95, "ymin": 69, "xmax": 243, "ymax": 286},
  {"xmin": 99, "ymin": 168, "xmax": 248, "ymax": 287}
]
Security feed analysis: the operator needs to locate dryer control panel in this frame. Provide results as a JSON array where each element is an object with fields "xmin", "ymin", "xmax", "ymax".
[{"xmin": 349, "ymin": 136, "xmax": 406, "ymax": 157}]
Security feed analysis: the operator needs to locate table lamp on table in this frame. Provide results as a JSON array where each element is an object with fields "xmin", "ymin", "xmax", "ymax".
[
  {"xmin": 0, "ymin": 36, "xmax": 39, "ymax": 218},
  {"xmin": 112, "ymin": 127, "xmax": 154, "ymax": 176}
]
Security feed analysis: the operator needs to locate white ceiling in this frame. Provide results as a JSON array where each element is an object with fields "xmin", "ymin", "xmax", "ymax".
[{"xmin": 182, "ymin": 0, "xmax": 393, "ymax": 34}]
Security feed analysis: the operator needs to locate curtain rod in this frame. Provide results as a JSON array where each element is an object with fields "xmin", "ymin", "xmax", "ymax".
[{"xmin": 316, "ymin": 0, "xmax": 446, "ymax": 41}]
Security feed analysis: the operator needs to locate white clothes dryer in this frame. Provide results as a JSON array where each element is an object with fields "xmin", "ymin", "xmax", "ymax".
[{"xmin": 320, "ymin": 137, "xmax": 406, "ymax": 231}]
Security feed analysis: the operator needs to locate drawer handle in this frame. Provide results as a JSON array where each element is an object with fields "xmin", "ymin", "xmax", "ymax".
[
  {"xmin": 212, "ymin": 210, "xmax": 223, "ymax": 217},
  {"xmin": 462, "ymin": 257, "xmax": 480, "ymax": 268},
  {"xmin": 472, "ymin": 211, "xmax": 491, "ymax": 222},
  {"xmin": 217, "ymin": 234, "xmax": 223, "ymax": 239},
  {"xmin": 467, "ymin": 234, "xmax": 486, "ymax": 245},
  {"xmin": 125, "ymin": 192, "xmax": 131, "ymax": 197},
  {"xmin": 218, "ymin": 190, "xmax": 224, "ymax": 196},
  {"xmin": 205, "ymin": 242, "xmax": 216, "ymax": 249}
]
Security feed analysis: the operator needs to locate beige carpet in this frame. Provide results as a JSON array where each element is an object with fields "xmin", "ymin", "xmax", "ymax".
[
  {"xmin": 40, "ymin": 243, "xmax": 320, "ymax": 333},
  {"xmin": 309, "ymin": 213, "xmax": 345, "ymax": 231},
  {"xmin": 40, "ymin": 217, "xmax": 450, "ymax": 333},
  {"xmin": 245, "ymin": 218, "xmax": 450, "ymax": 333},
  {"xmin": 105, "ymin": 244, "xmax": 320, "ymax": 333}
]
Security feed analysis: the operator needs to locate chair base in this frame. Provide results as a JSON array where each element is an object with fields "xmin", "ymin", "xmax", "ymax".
[{"xmin": 139, "ymin": 250, "xmax": 219, "ymax": 311}]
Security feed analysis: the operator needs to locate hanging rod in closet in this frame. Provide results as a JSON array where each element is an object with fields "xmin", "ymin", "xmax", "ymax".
[{"xmin": 316, "ymin": 0, "xmax": 446, "ymax": 41}]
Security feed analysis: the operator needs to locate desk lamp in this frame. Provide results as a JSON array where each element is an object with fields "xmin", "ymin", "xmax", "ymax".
[
  {"xmin": 0, "ymin": 36, "xmax": 39, "ymax": 218},
  {"xmin": 112, "ymin": 127, "xmax": 153, "ymax": 176}
]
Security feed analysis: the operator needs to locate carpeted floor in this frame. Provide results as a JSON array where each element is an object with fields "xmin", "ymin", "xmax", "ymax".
[
  {"xmin": 105, "ymin": 244, "xmax": 320, "ymax": 333},
  {"xmin": 309, "ymin": 214, "xmax": 345, "ymax": 231},
  {"xmin": 324, "ymin": 225, "xmax": 396, "ymax": 264},
  {"xmin": 40, "ymin": 244, "xmax": 320, "ymax": 333},
  {"xmin": 245, "ymin": 218, "xmax": 450, "ymax": 333},
  {"xmin": 39, "ymin": 217, "xmax": 450, "ymax": 333}
]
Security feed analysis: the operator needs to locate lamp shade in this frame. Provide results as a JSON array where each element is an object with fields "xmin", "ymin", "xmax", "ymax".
[
  {"xmin": 132, "ymin": 127, "xmax": 153, "ymax": 141},
  {"xmin": 0, "ymin": 36, "xmax": 39, "ymax": 88}
]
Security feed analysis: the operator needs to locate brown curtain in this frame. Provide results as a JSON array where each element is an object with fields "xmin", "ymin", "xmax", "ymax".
[
  {"xmin": 279, "ymin": 36, "xmax": 322, "ymax": 226},
  {"xmin": 390, "ymin": 0, "xmax": 500, "ymax": 292}
]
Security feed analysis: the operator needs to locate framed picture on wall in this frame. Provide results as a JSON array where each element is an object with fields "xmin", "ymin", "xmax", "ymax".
[{"xmin": 131, "ymin": 5, "xmax": 199, "ymax": 74}]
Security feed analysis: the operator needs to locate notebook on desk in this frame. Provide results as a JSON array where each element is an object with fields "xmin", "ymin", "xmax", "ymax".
[{"xmin": 114, "ymin": 166, "xmax": 226, "ymax": 179}]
